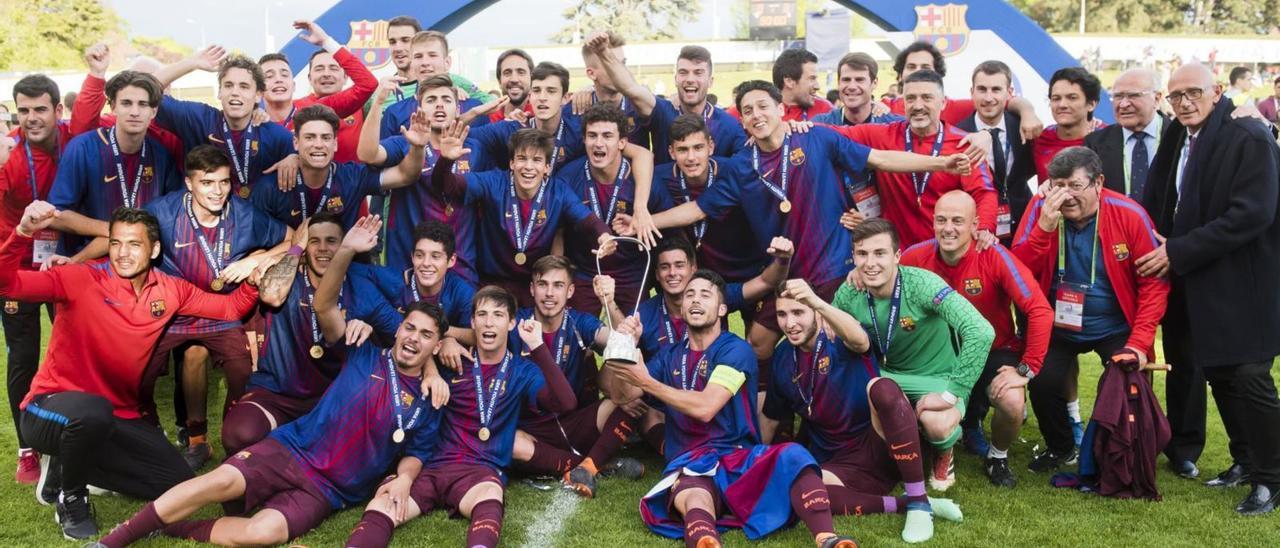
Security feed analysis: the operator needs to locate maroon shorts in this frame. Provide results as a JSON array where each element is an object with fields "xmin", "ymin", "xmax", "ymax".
[
  {"xmin": 235, "ymin": 389, "xmax": 319, "ymax": 426},
  {"xmin": 224, "ymin": 438, "xmax": 332, "ymax": 539},
  {"xmin": 140, "ymin": 328, "xmax": 254, "ymax": 419},
  {"xmin": 408, "ymin": 462, "xmax": 504, "ymax": 516},
  {"xmin": 820, "ymin": 427, "xmax": 900, "ymax": 496},
  {"xmin": 752, "ymin": 277, "xmax": 845, "ymax": 333},
  {"xmin": 519, "ymin": 401, "xmax": 603, "ymax": 455}
]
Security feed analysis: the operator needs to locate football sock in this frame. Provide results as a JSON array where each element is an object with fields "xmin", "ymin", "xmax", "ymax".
[{"xmin": 466, "ymin": 499, "xmax": 504, "ymax": 548}]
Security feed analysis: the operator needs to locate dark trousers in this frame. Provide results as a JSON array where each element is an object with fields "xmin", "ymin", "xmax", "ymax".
[
  {"xmin": 962, "ymin": 348, "xmax": 1021, "ymax": 430},
  {"xmin": 2, "ymin": 300, "xmax": 53, "ymax": 449},
  {"xmin": 1162, "ymin": 287, "xmax": 1213, "ymax": 464},
  {"xmin": 20, "ymin": 391, "xmax": 193, "ymax": 499},
  {"xmin": 1204, "ymin": 361, "xmax": 1280, "ymax": 485},
  {"xmin": 1029, "ymin": 332, "xmax": 1128, "ymax": 454}
]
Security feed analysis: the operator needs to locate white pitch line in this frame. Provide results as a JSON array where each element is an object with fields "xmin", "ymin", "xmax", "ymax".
[{"xmin": 519, "ymin": 489, "xmax": 582, "ymax": 548}]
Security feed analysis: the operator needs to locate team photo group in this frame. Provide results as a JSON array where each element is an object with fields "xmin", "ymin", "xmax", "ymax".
[{"xmin": 2, "ymin": 7, "xmax": 1280, "ymax": 548}]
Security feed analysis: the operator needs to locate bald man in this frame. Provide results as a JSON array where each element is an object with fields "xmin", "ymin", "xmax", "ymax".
[
  {"xmin": 1085, "ymin": 69, "xmax": 1169, "ymax": 201},
  {"xmin": 901, "ymin": 191, "xmax": 1052, "ymax": 487},
  {"xmin": 1140, "ymin": 63, "xmax": 1280, "ymax": 514}
]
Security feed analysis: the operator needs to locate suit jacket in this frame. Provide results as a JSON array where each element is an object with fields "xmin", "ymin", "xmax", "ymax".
[
  {"xmin": 957, "ymin": 111, "xmax": 1034, "ymax": 234},
  {"xmin": 1142, "ymin": 98, "xmax": 1280, "ymax": 367},
  {"xmin": 1084, "ymin": 114, "xmax": 1171, "ymax": 199}
]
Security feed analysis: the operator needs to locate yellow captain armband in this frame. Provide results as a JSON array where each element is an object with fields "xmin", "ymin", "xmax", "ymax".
[{"xmin": 707, "ymin": 365, "xmax": 746, "ymax": 394}]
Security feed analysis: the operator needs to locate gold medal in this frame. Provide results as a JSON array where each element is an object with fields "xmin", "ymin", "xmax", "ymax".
[
  {"xmin": 514, "ymin": 252, "xmax": 527, "ymax": 265},
  {"xmin": 779, "ymin": 200, "xmax": 792, "ymax": 214},
  {"xmin": 478, "ymin": 427, "xmax": 491, "ymax": 441},
  {"xmin": 392, "ymin": 428, "xmax": 405, "ymax": 443},
  {"xmin": 310, "ymin": 345, "xmax": 324, "ymax": 359},
  {"xmin": 210, "ymin": 278, "xmax": 225, "ymax": 291},
  {"xmin": 238, "ymin": 186, "xmax": 251, "ymax": 199}
]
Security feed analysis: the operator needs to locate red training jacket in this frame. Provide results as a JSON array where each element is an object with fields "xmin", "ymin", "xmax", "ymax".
[
  {"xmin": 287, "ymin": 47, "xmax": 378, "ymax": 163},
  {"xmin": 1010, "ymin": 188, "xmax": 1169, "ymax": 358},
  {"xmin": 0, "ymin": 232, "xmax": 259, "ymax": 419}
]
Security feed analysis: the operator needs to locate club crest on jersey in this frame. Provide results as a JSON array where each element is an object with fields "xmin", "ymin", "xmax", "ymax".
[
  {"xmin": 1112, "ymin": 242, "xmax": 1130, "ymax": 261},
  {"xmin": 817, "ymin": 356, "xmax": 831, "ymax": 375},
  {"xmin": 326, "ymin": 196, "xmax": 344, "ymax": 211},
  {"xmin": 535, "ymin": 209, "xmax": 548, "ymax": 226},
  {"xmin": 913, "ymin": 4, "xmax": 970, "ymax": 56},
  {"xmin": 456, "ymin": 160, "xmax": 471, "ymax": 173},
  {"xmin": 900, "ymin": 316, "xmax": 917, "ymax": 332},
  {"xmin": 400, "ymin": 390, "xmax": 415, "ymax": 407},
  {"xmin": 3, "ymin": 301, "xmax": 17, "ymax": 314},
  {"xmin": 234, "ymin": 450, "xmax": 251, "ymax": 460},
  {"xmin": 343, "ymin": 115, "xmax": 357, "ymax": 126},
  {"xmin": 964, "ymin": 278, "xmax": 983, "ymax": 295},
  {"xmin": 346, "ymin": 20, "xmax": 392, "ymax": 69},
  {"xmin": 149, "ymin": 299, "xmax": 166, "ymax": 318},
  {"xmin": 142, "ymin": 166, "xmax": 154, "ymax": 183},
  {"xmin": 789, "ymin": 147, "xmax": 806, "ymax": 166}
]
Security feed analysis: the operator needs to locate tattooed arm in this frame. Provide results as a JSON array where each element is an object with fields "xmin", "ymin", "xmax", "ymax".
[{"xmin": 258, "ymin": 250, "xmax": 300, "ymax": 308}]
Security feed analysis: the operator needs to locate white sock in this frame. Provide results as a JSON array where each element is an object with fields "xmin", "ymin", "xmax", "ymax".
[
  {"xmin": 17, "ymin": 448, "xmax": 32, "ymax": 457},
  {"xmin": 988, "ymin": 447, "xmax": 1009, "ymax": 459},
  {"xmin": 1066, "ymin": 400, "xmax": 1081, "ymax": 422}
]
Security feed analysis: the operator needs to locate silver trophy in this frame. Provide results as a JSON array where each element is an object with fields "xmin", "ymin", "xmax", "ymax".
[{"xmin": 598, "ymin": 236, "xmax": 650, "ymax": 364}]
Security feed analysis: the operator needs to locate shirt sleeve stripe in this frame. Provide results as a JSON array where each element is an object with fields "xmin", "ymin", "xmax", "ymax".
[
  {"xmin": 1102, "ymin": 197, "xmax": 1160, "ymax": 248},
  {"xmin": 1014, "ymin": 199, "xmax": 1042, "ymax": 246},
  {"xmin": 992, "ymin": 245, "xmax": 1032, "ymax": 298}
]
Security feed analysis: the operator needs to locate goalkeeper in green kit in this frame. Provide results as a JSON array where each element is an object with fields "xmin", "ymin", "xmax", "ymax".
[{"xmin": 833, "ymin": 218, "xmax": 994, "ymax": 492}]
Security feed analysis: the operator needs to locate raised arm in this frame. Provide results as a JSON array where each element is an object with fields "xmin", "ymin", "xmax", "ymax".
[
  {"xmin": 257, "ymin": 221, "xmax": 308, "ymax": 308},
  {"xmin": 48, "ymin": 210, "xmax": 108, "ymax": 238},
  {"xmin": 315, "ymin": 215, "xmax": 382, "ymax": 343},
  {"xmin": 867, "ymin": 148, "xmax": 971, "ymax": 175},
  {"xmin": 70, "ymin": 43, "xmax": 111, "ymax": 137},
  {"xmin": 358, "ymin": 76, "xmax": 405, "ymax": 165},
  {"xmin": 428, "ymin": 120, "xmax": 473, "ymax": 200},
  {"xmin": 154, "ymin": 45, "xmax": 228, "ymax": 90},
  {"xmin": 384, "ymin": 110, "xmax": 435, "ymax": 189},
  {"xmin": 738, "ymin": 237, "xmax": 793, "ymax": 303},
  {"xmin": 780, "ymin": 279, "xmax": 871, "ymax": 353},
  {"xmin": 293, "ymin": 20, "xmax": 377, "ymax": 118},
  {"xmin": 518, "ymin": 318, "xmax": 578, "ymax": 413},
  {"xmin": 0, "ymin": 203, "xmax": 68, "ymax": 303},
  {"xmin": 583, "ymin": 31, "xmax": 656, "ymax": 116}
]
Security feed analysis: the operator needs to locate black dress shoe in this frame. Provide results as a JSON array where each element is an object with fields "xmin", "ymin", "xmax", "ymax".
[
  {"xmin": 1235, "ymin": 484, "xmax": 1279, "ymax": 516},
  {"xmin": 1169, "ymin": 459, "xmax": 1200, "ymax": 479},
  {"xmin": 1206, "ymin": 463, "xmax": 1249, "ymax": 488}
]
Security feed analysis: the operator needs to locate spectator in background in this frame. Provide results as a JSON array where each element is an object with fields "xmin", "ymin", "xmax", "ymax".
[
  {"xmin": 826, "ymin": 89, "xmax": 839, "ymax": 104},
  {"xmin": 1224, "ymin": 66, "xmax": 1254, "ymax": 107},
  {"xmin": 61, "ymin": 92, "xmax": 77, "ymax": 118},
  {"xmin": 1256, "ymin": 75, "xmax": 1280, "ymax": 125},
  {"xmin": 0, "ymin": 135, "xmax": 13, "ymax": 166}
]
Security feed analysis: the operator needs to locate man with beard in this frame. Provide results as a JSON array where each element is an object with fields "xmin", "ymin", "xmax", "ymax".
[
  {"xmin": 901, "ymin": 190, "xmax": 1052, "ymax": 487},
  {"xmin": 218, "ymin": 211, "xmax": 403, "ymax": 457},
  {"xmin": 488, "ymin": 49, "xmax": 535, "ymax": 123},
  {"xmin": 580, "ymin": 33, "xmax": 746, "ymax": 165},
  {"xmin": 140, "ymin": 146, "xmax": 291, "ymax": 470},
  {"xmin": 464, "ymin": 62, "xmax": 585, "ymax": 174},
  {"xmin": 257, "ymin": 20, "xmax": 375, "ymax": 164},
  {"xmin": 2, "ymin": 202, "xmax": 261, "ymax": 540},
  {"xmin": 607, "ymin": 271, "xmax": 859, "ymax": 548}
]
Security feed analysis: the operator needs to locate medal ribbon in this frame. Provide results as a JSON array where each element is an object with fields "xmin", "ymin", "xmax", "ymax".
[
  {"xmin": 183, "ymin": 193, "xmax": 229, "ymax": 282},
  {"xmin": 471, "ymin": 350, "xmax": 512, "ymax": 433},
  {"xmin": 751, "ymin": 137, "xmax": 791, "ymax": 206},
  {"xmin": 678, "ymin": 341, "xmax": 709, "ymax": 391},
  {"xmin": 386, "ymin": 350, "xmax": 423, "ymax": 436},
  {"xmin": 296, "ymin": 164, "xmax": 334, "ymax": 219},
  {"xmin": 865, "ymin": 272, "xmax": 902, "ymax": 360},
  {"xmin": 221, "ymin": 118, "xmax": 257, "ymax": 188},
  {"xmin": 792, "ymin": 334, "xmax": 825, "ymax": 414},
  {"xmin": 509, "ymin": 175, "xmax": 548, "ymax": 254},
  {"xmin": 585, "ymin": 158, "xmax": 629, "ymax": 224},
  {"xmin": 109, "ymin": 127, "xmax": 149, "ymax": 208},
  {"xmin": 676, "ymin": 160, "xmax": 716, "ymax": 244}
]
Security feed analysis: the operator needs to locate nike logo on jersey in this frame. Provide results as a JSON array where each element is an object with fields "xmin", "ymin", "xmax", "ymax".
[
  {"xmin": 290, "ymin": 210, "xmax": 302, "ymax": 217},
  {"xmin": 174, "ymin": 242, "xmax": 196, "ymax": 249},
  {"xmin": 890, "ymin": 442, "xmax": 912, "ymax": 451},
  {"xmin": 104, "ymin": 175, "xmax": 119, "ymax": 182}
]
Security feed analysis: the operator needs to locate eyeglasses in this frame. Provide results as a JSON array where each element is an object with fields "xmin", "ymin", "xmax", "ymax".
[
  {"xmin": 1051, "ymin": 179, "xmax": 1097, "ymax": 192},
  {"xmin": 1111, "ymin": 90, "xmax": 1153, "ymax": 103},
  {"xmin": 1167, "ymin": 87, "xmax": 1206, "ymax": 104}
]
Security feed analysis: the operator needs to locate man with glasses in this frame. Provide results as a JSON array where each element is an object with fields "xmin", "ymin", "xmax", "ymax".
[
  {"xmin": 1139, "ymin": 63, "xmax": 1280, "ymax": 515},
  {"xmin": 1010, "ymin": 146, "xmax": 1169, "ymax": 473},
  {"xmin": 1085, "ymin": 69, "xmax": 1169, "ymax": 202}
]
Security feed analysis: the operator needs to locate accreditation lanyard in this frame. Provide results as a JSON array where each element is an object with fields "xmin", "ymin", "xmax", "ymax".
[
  {"xmin": 108, "ymin": 127, "xmax": 149, "ymax": 208},
  {"xmin": 471, "ymin": 350, "xmax": 512, "ymax": 434},
  {"xmin": 23, "ymin": 126, "xmax": 63, "ymax": 200},
  {"xmin": 751, "ymin": 137, "xmax": 791, "ymax": 209},
  {"xmin": 905, "ymin": 126, "xmax": 945, "ymax": 205},
  {"xmin": 1055, "ymin": 210, "xmax": 1101, "ymax": 288},
  {"xmin": 509, "ymin": 176, "xmax": 548, "ymax": 254},
  {"xmin": 865, "ymin": 273, "xmax": 902, "ymax": 363},
  {"xmin": 295, "ymin": 164, "xmax": 334, "ymax": 219},
  {"xmin": 679, "ymin": 101, "xmax": 714, "ymax": 123},
  {"xmin": 386, "ymin": 350, "xmax": 424, "ymax": 442},
  {"xmin": 585, "ymin": 158, "xmax": 629, "ymax": 224},
  {"xmin": 676, "ymin": 160, "xmax": 716, "ymax": 244},
  {"xmin": 678, "ymin": 341, "xmax": 709, "ymax": 391},
  {"xmin": 221, "ymin": 119, "xmax": 257, "ymax": 188},
  {"xmin": 183, "ymin": 193, "xmax": 229, "ymax": 282},
  {"xmin": 659, "ymin": 299, "xmax": 686, "ymax": 346},
  {"xmin": 792, "ymin": 334, "xmax": 825, "ymax": 415},
  {"xmin": 301, "ymin": 268, "xmax": 342, "ymax": 349},
  {"xmin": 1122, "ymin": 119, "xmax": 1161, "ymax": 195},
  {"xmin": 527, "ymin": 117, "xmax": 566, "ymax": 173}
]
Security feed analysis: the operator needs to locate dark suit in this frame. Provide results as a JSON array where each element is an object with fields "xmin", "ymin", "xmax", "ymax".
[
  {"xmin": 957, "ymin": 112, "xmax": 1034, "ymax": 242},
  {"xmin": 1143, "ymin": 98, "xmax": 1280, "ymax": 486},
  {"xmin": 1085, "ymin": 114, "xmax": 1170, "ymax": 198}
]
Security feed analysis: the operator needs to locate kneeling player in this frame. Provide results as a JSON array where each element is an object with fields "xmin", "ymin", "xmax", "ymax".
[
  {"xmin": 506, "ymin": 255, "xmax": 645, "ymax": 497},
  {"xmin": 94, "ymin": 222, "xmax": 450, "ymax": 546},
  {"xmin": 606, "ymin": 270, "xmax": 858, "ymax": 548},
  {"xmin": 832, "ymin": 219, "xmax": 994, "ymax": 491},
  {"xmin": 344, "ymin": 286, "xmax": 579, "ymax": 548},
  {"xmin": 765, "ymin": 280, "xmax": 963, "ymax": 543}
]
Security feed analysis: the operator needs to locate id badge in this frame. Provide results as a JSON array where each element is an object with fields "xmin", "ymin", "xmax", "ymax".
[
  {"xmin": 853, "ymin": 186, "xmax": 882, "ymax": 219},
  {"xmin": 31, "ymin": 229, "xmax": 58, "ymax": 267},
  {"xmin": 996, "ymin": 204, "xmax": 1012, "ymax": 238},
  {"xmin": 1053, "ymin": 282, "xmax": 1087, "ymax": 331}
]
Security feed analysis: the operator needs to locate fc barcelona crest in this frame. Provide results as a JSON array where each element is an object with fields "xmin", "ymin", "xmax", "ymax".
[
  {"xmin": 1112, "ymin": 243, "xmax": 1130, "ymax": 261},
  {"xmin": 326, "ymin": 196, "xmax": 344, "ymax": 211},
  {"xmin": 900, "ymin": 316, "xmax": 917, "ymax": 332},
  {"xmin": 964, "ymin": 278, "xmax": 983, "ymax": 296},
  {"xmin": 789, "ymin": 147, "xmax": 806, "ymax": 166},
  {"xmin": 817, "ymin": 356, "xmax": 831, "ymax": 375},
  {"xmin": 149, "ymin": 299, "xmax": 166, "ymax": 318},
  {"xmin": 457, "ymin": 160, "xmax": 471, "ymax": 173},
  {"xmin": 142, "ymin": 166, "xmax": 154, "ymax": 182},
  {"xmin": 347, "ymin": 20, "xmax": 393, "ymax": 69},
  {"xmin": 400, "ymin": 390, "xmax": 415, "ymax": 407},
  {"xmin": 913, "ymin": 4, "xmax": 970, "ymax": 56},
  {"xmin": 4, "ymin": 301, "xmax": 17, "ymax": 314}
]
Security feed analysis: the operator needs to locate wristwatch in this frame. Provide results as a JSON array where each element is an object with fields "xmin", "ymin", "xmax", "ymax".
[{"xmin": 1016, "ymin": 362, "xmax": 1035, "ymax": 380}]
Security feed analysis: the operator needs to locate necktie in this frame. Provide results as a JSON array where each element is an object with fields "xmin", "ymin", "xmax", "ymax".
[
  {"xmin": 1129, "ymin": 131, "xmax": 1149, "ymax": 199},
  {"xmin": 989, "ymin": 128, "xmax": 1007, "ymax": 189}
]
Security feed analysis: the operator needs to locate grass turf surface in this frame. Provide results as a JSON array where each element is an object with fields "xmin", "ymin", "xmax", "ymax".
[{"xmin": 0, "ymin": 311, "xmax": 1277, "ymax": 546}]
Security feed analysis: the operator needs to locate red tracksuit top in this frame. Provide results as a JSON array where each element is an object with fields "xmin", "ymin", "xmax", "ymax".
[
  {"xmin": 0, "ymin": 232, "xmax": 259, "ymax": 419},
  {"xmin": 1010, "ymin": 188, "xmax": 1169, "ymax": 358},
  {"xmin": 285, "ymin": 48, "xmax": 378, "ymax": 163},
  {"xmin": 900, "ymin": 240, "xmax": 1053, "ymax": 373}
]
